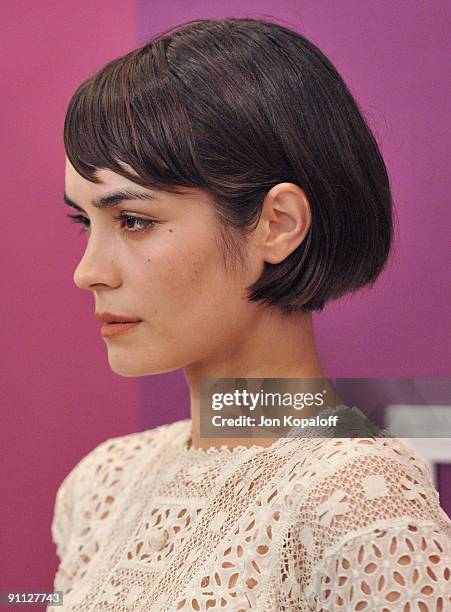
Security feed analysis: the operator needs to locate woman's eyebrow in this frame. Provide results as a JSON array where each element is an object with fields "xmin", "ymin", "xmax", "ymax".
[{"xmin": 63, "ymin": 188, "xmax": 157, "ymax": 212}]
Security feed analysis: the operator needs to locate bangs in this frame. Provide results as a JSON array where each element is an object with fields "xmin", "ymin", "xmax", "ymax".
[{"xmin": 64, "ymin": 44, "xmax": 204, "ymax": 194}]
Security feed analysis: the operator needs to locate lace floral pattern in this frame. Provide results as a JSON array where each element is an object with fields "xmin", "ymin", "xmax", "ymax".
[
  {"xmin": 48, "ymin": 408, "xmax": 451, "ymax": 611},
  {"xmin": 309, "ymin": 522, "xmax": 450, "ymax": 611}
]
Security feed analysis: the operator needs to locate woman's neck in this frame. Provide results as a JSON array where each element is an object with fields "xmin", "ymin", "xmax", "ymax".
[{"xmin": 184, "ymin": 308, "xmax": 332, "ymax": 450}]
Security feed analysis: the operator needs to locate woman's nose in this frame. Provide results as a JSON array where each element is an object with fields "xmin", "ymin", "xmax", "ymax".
[{"xmin": 73, "ymin": 238, "xmax": 121, "ymax": 290}]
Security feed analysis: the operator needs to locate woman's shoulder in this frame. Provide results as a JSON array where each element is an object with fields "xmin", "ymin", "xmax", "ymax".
[
  {"xmin": 280, "ymin": 433, "xmax": 451, "ymax": 610},
  {"xmin": 285, "ymin": 431, "xmax": 442, "ymax": 513},
  {"xmin": 285, "ymin": 405, "xmax": 435, "ymax": 485},
  {"xmin": 84, "ymin": 418, "xmax": 184, "ymax": 461},
  {"xmin": 284, "ymin": 431, "xmax": 451, "ymax": 550},
  {"xmin": 57, "ymin": 418, "xmax": 189, "ymax": 498}
]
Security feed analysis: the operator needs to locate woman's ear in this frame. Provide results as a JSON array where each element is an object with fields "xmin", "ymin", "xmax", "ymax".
[{"xmin": 254, "ymin": 183, "xmax": 312, "ymax": 264}]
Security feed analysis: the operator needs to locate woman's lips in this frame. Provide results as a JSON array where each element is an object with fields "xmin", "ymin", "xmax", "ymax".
[{"xmin": 100, "ymin": 321, "xmax": 142, "ymax": 338}]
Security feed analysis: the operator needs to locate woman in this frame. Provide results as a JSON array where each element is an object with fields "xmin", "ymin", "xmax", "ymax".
[{"xmin": 50, "ymin": 17, "xmax": 450, "ymax": 611}]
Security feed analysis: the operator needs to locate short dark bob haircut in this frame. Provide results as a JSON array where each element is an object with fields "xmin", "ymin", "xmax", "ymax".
[{"xmin": 65, "ymin": 17, "xmax": 393, "ymax": 313}]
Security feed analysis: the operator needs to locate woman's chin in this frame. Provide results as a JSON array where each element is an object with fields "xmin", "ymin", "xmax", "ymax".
[
  {"xmin": 106, "ymin": 353, "xmax": 149, "ymax": 377},
  {"xmin": 106, "ymin": 353, "xmax": 181, "ymax": 377},
  {"xmin": 109, "ymin": 364, "xmax": 145, "ymax": 377}
]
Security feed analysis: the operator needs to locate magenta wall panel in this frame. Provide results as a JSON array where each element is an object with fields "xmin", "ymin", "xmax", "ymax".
[{"xmin": 1, "ymin": 0, "xmax": 138, "ymax": 598}]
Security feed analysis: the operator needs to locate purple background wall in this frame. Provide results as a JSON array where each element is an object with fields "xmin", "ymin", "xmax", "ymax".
[{"xmin": 1, "ymin": 0, "xmax": 449, "ymax": 601}]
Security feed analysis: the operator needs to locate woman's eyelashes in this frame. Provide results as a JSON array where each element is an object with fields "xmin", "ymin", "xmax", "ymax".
[{"xmin": 66, "ymin": 213, "xmax": 159, "ymax": 236}]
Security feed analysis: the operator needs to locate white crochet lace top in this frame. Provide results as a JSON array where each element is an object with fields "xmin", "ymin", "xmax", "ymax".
[{"xmin": 48, "ymin": 405, "xmax": 451, "ymax": 611}]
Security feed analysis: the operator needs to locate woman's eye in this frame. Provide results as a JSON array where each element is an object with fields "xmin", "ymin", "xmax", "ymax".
[
  {"xmin": 66, "ymin": 214, "xmax": 90, "ymax": 234},
  {"xmin": 66, "ymin": 213, "xmax": 157, "ymax": 235}
]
